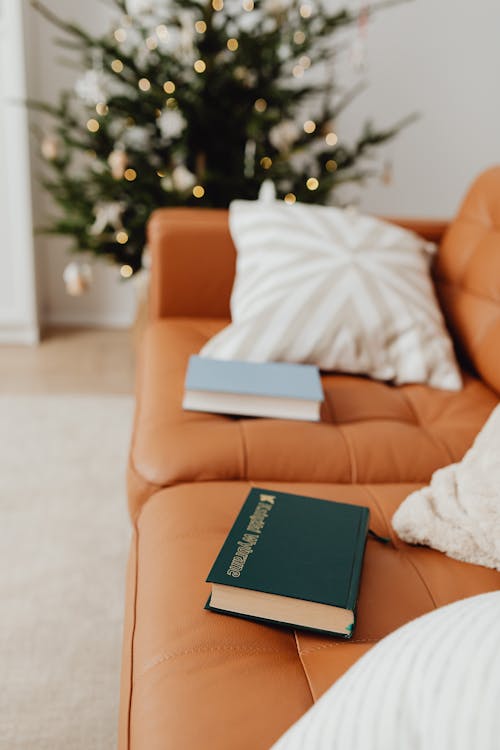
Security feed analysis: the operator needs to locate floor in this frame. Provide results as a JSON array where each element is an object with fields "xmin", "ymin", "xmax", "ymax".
[
  {"xmin": 0, "ymin": 328, "xmax": 135, "ymax": 749},
  {"xmin": 0, "ymin": 327, "xmax": 135, "ymax": 394}
]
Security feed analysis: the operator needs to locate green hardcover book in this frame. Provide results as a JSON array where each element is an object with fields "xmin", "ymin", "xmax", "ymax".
[{"xmin": 206, "ymin": 488, "xmax": 370, "ymax": 638}]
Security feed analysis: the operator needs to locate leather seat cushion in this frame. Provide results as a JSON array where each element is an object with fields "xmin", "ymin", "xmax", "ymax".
[
  {"xmin": 128, "ymin": 318, "xmax": 498, "ymax": 518},
  {"xmin": 119, "ymin": 481, "xmax": 500, "ymax": 750}
]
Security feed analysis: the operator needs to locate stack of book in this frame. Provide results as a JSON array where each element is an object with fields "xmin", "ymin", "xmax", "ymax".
[{"xmin": 183, "ymin": 355, "xmax": 324, "ymax": 421}]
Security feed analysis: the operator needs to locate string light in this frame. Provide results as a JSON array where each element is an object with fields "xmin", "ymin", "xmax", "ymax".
[
  {"xmin": 326, "ymin": 159, "xmax": 338, "ymax": 172},
  {"xmin": 325, "ymin": 132, "xmax": 338, "ymax": 146},
  {"xmin": 124, "ymin": 168, "xmax": 137, "ymax": 181},
  {"xmin": 111, "ymin": 59, "xmax": 124, "ymax": 73},
  {"xmin": 227, "ymin": 38, "xmax": 239, "ymax": 51},
  {"xmin": 284, "ymin": 193, "xmax": 296, "ymax": 204},
  {"xmin": 114, "ymin": 28, "xmax": 127, "ymax": 42},
  {"xmin": 157, "ymin": 169, "xmax": 167, "ymax": 177},
  {"xmin": 293, "ymin": 30, "xmax": 306, "ymax": 44},
  {"xmin": 243, "ymin": 0, "xmax": 254, "ymax": 9},
  {"xmin": 138, "ymin": 78, "xmax": 151, "ymax": 92},
  {"xmin": 146, "ymin": 36, "xmax": 158, "ymax": 50},
  {"xmin": 299, "ymin": 55, "xmax": 311, "ymax": 69},
  {"xmin": 166, "ymin": 97, "xmax": 177, "ymax": 108},
  {"xmin": 163, "ymin": 80, "xmax": 176, "ymax": 94},
  {"xmin": 116, "ymin": 230, "xmax": 129, "ymax": 244},
  {"xmin": 306, "ymin": 177, "xmax": 319, "ymax": 190},
  {"xmin": 194, "ymin": 59, "xmax": 206, "ymax": 73},
  {"xmin": 212, "ymin": 0, "xmax": 224, "ymax": 9},
  {"xmin": 260, "ymin": 156, "xmax": 272, "ymax": 169},
  {"xmin": 195, "ymin": 20, "xmax": 207, "ymax": 33},
  {"xmin": 120, "ymin": 264, "xmax": 133, "ymax": 278},
  {"xmin": 156, "ymin": 24, "xmax": 168, "ymax": 40},
  {"xmin": 303, "ymin": 120, "xmax": 316, "ymax": 133},
  {"xmin": 95, "ymin": 102, "xmax": 108, "ymax": 116},
  {"xmin": 193, "ymin": 185, "xmax": 205, "ymax": 198},
  {"xmin": 254, "ymin": 98, "xmax": 267, "ymax": 112},
  {"xmin": 292, "ymin": 65, "xmax": 304, "ymax": 78},
  {"xmin": 87, "ymin": 119, "xmax": 100, "ymax": 133},
  {"xmin": 299, "ymin": 4, "xmax": 312, "ymax": 18}
]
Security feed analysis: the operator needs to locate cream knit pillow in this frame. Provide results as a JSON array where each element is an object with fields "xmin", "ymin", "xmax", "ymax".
[
  {"xmin": 200, "ymin": 200, "xmax": 461, "ymax": 390},
  {"xmin": 272, "ymin": 592, "xmax": 500, "ymax": 750}
]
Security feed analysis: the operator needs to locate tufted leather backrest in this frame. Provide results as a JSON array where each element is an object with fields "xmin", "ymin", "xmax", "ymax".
[{"xmin": 435, "ymin": 167, "xmax": 500, "ymax": 394}]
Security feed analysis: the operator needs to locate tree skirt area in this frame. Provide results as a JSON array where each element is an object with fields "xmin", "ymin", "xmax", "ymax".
[{"xmin": 0, "ymin": 395, "xmax": 133, "ymax": 749}]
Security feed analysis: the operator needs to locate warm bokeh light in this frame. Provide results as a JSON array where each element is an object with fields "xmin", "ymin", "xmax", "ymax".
[
  {"xmin": 86, "ymin": 119, "xmax": 100, "ymax": 133},
  {"xmin": 120, "ymin": 264, "xmax": 133, "ymax": 278}
]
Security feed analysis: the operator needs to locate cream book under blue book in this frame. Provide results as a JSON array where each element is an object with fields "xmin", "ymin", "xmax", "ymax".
[{"xmin": 183, "ymin": 356, "xmax": 324, "ymax": 421}]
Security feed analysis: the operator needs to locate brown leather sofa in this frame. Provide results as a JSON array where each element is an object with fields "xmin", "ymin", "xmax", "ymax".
[{"xmin": 119, "ymin": 167, "xmax": 500, "ymax": 750}]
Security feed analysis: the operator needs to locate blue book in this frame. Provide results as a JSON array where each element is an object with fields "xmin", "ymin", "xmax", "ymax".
[{"xmin": 183, "ymin": 356, "xmax": 323, "ymax": 421}]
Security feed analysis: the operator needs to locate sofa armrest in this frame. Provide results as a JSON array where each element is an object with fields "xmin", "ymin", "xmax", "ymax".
[
  {"xmin": 147, "ymin": 207, "xmax": 449, "ymax": 320},
  {"xmin": 148, "ymin": 208, "xmax": 235, "ymax": 320}
]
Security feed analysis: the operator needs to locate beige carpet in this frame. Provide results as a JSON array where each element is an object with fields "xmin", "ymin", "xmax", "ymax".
[{"xmin": 0, "ymin": 395, "xmax": 133, "ymax": 749}]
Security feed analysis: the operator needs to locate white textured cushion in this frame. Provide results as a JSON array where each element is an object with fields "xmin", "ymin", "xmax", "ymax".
[
  {"xmin": 200, "ymin": 200, "xmax": 461, "ymax": 390},
  {"xmin": 272, "ymin": 591, "xmax": 500, "ymax": 750},
  {"xmin": 393, "ymin": 403, "xmax": 500, "ymax": 570}
]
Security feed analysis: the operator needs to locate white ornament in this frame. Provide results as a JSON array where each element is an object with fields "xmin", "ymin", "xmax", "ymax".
[
  {"xmin": 158, "ymin": 108, "xmax": 186, "ymax": 141},
  {"xmin": 178, "ymin": 11, "xmax": 196, "ymax": 56},
  {"xmin": 269, "ymin": 120, "xmax": 300, "ymax": 152},
  {"xmin": 74, "ymin": 70, "xmax": 109, "ymax": 105},
  {"xmin": 258, "ymin": 180, "xmax": 277, "ymax": 202},
  {"xmin": 108, "ymin": 149, "xmax": 128, "ymax": 180},
  {"xmin": 41, "ymin": 135, "xmax": 60, "ymax": 161},
  {"xmin": 123, "ymin": 125, "xmax": 152, "ymax": 151},
  {"xmin": 171, "ymin": 164, "xmax": 196, "ymax": 192},
  {"xmin": 63, "ymin": 261, "xmax": 92, "ymax": 296},
  {"xmin": 160, "ymin": 175, "xmax": 174, "ymax": 192},
  {"xmin": 90, "ymin": 201, "xmax": 126, "ymax": 235}
]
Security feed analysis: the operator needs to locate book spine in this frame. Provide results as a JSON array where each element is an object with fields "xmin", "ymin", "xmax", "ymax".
[{"xmin": 346, "ymin": 508, "xmax": 370, "ymax": 611}]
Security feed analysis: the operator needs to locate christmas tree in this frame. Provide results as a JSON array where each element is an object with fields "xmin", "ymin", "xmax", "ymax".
[{"xmin": 32, "ymin": 0, "xmax": 410, "ymax": 278}]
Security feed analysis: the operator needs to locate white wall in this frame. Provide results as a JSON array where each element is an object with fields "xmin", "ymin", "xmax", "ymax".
[
  {"xmin": 339, "ymin": 0, "xmax": 500, "ymax": 217},
  {"xmin": 25, "ymin": 0, "xmax": 500, "ymax": 328},
  {"xmin": 0, "ymin": 1, "xmax": 39, "ymax": 343},
  {"xmin": 25, "ymin": 0, "xmax": 137, "ymax": 329}
]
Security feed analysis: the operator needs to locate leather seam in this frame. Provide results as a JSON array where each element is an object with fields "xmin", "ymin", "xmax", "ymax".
[
  {"xmin": 300, "ymin": 639, "xmax": 380, "ymax": 653},
  {"xmin": 238, "ymin": 419, "xmax": 248, "ymax": 480},
  {"xmin": 126, "ymin": 527, "xmax": 139, "ymax": 750},
  {"xmin": 335, "ymin": 424, "xmax": 357, "ymax": 483},
  {"xmin": 436, "ymin": 276, "xmax": 500, "ymax": 306},
  {"xmin": 364, "ymin": 484, "xmax": 438, "ymax": 609},
  {"xmin": 293, "ymin": 630, "xmax": 316, "ymax": 705},
  {"xmin": 396, "ymin": 389, "xmax": 455, "ymax": 465},
  {"xmin": 135, "ymin": 644, "xmax": 291, "ymax": 679}
]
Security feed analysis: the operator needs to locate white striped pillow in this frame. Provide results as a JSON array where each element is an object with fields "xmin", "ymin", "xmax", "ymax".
[
  {"xmin": 200, "ymin": 200, "xmax": 461, "ymax": 390},
  {"xmin": 271, "ymin": 591, "xmax": 500, "ymax": 750}
]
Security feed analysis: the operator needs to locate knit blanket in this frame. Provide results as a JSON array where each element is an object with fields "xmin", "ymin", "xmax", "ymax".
[{"xmin": 392, "ymin": 404, "xmax": 500, "ymax": 570}]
